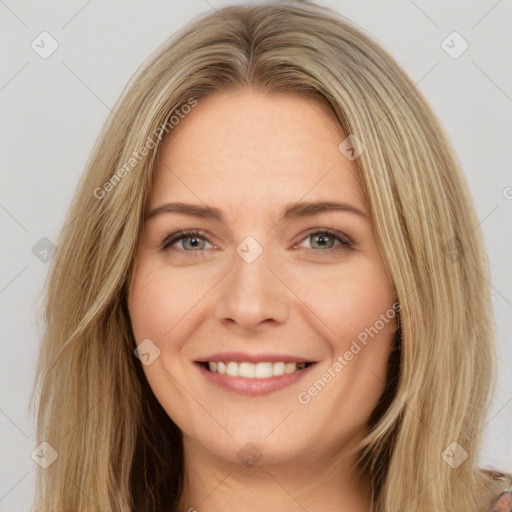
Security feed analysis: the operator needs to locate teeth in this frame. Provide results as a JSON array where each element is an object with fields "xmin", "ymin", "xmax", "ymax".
[
  {"xmin": 239, "ymin": 362, "xmax": 255, "ymax": 378},
  {"xmin": 217, "ymin": 361, "xmax": 226, "ymax": 375},
  {"xmin": 206, "ymin": 361, "xmax": 310, "ymax": 378},
  {"xmin": 255, "ymin": 362, "xmax": 273, "ymax": 378},
  {"xmin": 273, "ymin": 362, "xmax": 285, "ymax": 376},
  {"xmin": 285, "ymin": 362, "xmax": 297, "ymax": 374},
  {"xmin": 226, "ymin": 362, "xmax": 238, "ymax": 377}
]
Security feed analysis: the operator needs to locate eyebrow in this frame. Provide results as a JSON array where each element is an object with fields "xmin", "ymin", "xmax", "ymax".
[{"xmin": 146, "ymin": 200, "xmax": 369, "ymax": 222}]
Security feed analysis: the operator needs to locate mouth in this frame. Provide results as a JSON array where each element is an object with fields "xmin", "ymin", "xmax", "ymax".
[
  {"xmin": 198, "ymin": 361, "xmax": 314, "ymax": 378},
  {"xmin": 194, "ymin": 355, "xmax": 317, "ymax": 396}
]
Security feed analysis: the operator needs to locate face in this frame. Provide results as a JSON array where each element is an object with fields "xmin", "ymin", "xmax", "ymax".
[{"xmin": 128, "ymin": 89, "xmax": 397, "ymax": 468}]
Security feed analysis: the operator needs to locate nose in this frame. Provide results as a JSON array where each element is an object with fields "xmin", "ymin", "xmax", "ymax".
[{"xmin": 214, "ymin": 245, "xmax": 290, "ymax": 331}]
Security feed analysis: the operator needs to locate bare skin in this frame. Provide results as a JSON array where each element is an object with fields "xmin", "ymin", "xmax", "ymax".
[{"xmin": 128, "ymin": 89, "xmax": 397, "ymax": 512}]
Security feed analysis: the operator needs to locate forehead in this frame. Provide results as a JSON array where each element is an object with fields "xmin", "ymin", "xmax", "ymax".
[{"xmin": 147, "ymin": 90, "xmax": 365, "ymax": 218}]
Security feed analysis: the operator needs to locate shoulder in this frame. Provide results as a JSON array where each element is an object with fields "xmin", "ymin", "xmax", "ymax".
[{"xmin": 477, "ymin": 469, "xmax": 512, "ymax": 512}]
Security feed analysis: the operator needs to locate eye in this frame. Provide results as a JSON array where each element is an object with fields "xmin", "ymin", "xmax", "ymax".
[
  {"xmin": 295, "ymin": 229, "xmax": 353, "ymax": 253},
  {"xmin": 160, "ymin": 230, "xmax": 214, "ymax": 253},
  {"xmin": 160, "ymin": 228, "xmax": 353, "ymax": 255}
]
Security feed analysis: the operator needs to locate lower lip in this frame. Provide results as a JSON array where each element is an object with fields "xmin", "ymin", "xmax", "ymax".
[{"xmin": 196, "ymin": 363, "xmax": 316, "ymax": 396}]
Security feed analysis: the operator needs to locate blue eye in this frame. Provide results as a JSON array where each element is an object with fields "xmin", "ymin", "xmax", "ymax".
[
  {"xmin": 160, "ymin": 228, "xmax": 353, "ymax": 255},
  {"xmin": 301, "ymin": 230, "xmax": 352, "ymax": 252},
  {"xmin": 161, "ymin": 230, "xmax": 212, "ymax": 252}
]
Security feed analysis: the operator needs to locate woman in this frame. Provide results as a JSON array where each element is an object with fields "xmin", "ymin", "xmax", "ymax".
[{"xmin": 30, "ymin": 1, "xmax": 511, "ymax": 511}]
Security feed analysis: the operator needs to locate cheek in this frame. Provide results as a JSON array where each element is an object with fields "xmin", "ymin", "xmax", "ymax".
[
  {"xmin": 128, "ymin": 261, "xmax": 210, "ymax": 344},
  {"xmin": 298, "ymin": 259, "xmax": 396, "ymax": 345},
  {"xmin": 292, "ymin": 279, "xmax": 395, "ymax": 442},
  {"xmin": 296, "ymin": 261, "xmax": 396, "ymax": 399}
]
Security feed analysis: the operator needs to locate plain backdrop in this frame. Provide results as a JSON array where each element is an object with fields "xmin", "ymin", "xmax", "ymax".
[{"xmin": 1, "ymin": 0, "xmax": 511, "ymax": 509}]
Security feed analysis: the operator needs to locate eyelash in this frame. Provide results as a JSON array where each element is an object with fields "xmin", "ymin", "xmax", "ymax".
[{"xmin": 160, "ymin": 229, "xmax": 353, "ymax": 255}]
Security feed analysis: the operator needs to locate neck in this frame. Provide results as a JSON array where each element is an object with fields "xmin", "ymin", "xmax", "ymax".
[{"xmin": 176, "ymin": 436, "xmax": 372, "ymax": 512}]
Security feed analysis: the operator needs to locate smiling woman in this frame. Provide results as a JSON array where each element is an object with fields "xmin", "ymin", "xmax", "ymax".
[
  {"xmin": 128, "ymin": 91, "xmax": 397, "ymax": 511},
  {"xmin": 30, "ymin": 1, "xmax": 511, "ymax": 512}
]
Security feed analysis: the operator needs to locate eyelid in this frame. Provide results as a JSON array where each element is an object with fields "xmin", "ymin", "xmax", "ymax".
[
  {"xmin": 297, "ymin": 227, "xmax": 354, "ymax": 248},
  {"xmin": 160, "ymin": 229, "xmax": 214, "ymax": 251},
  {"xmin": 160, "ymin": 227, "xmax": 354, "ymax": 253}
]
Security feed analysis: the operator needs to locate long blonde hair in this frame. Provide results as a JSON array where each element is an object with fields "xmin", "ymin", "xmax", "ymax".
[{"xmin": 30, "ymin": 1, "xmax": 510, "ymax": 510}]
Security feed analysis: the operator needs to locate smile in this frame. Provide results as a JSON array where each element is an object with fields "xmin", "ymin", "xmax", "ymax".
[
  {"xmin": 204, "ymin": 361, "xmax": 312, "ymax": 378},
  {"xmin": 195, "ymin": 355, "xmax": 317, "ymax": 396}
]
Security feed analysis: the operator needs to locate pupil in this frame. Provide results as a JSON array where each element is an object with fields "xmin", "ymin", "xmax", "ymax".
[
  {"xmin": 315, "ymin": 234, "xmax": 330, "ymax": 248},
  {"xmin": 183, "ymin": 236, "xmax": 202, "ymax": 250}
]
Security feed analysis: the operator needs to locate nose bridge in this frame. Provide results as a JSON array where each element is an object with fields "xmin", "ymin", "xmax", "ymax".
[{"xmin": 214, "ymin": 237, "xmax": 289, "ymax": 328}]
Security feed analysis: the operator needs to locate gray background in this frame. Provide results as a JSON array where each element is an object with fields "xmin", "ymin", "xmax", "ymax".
[{"xmin": 1, "ymin": 0, "xmax": 511, "ymax": 509}]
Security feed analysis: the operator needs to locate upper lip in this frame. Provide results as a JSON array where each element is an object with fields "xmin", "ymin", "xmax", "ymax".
[{"xmin": 195, "ymin": 352, "xmax": 316, "ymax": 364}]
